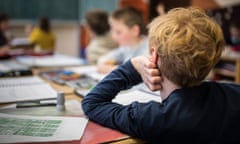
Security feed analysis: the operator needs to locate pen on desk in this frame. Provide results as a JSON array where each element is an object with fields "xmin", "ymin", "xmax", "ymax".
[{"xmin": 16, "ymin": 103, "xmax": 56, "ymax": 108}]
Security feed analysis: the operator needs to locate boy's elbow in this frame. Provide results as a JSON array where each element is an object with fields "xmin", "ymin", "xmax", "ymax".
[
  {"xmin": 81, "ymin": 96, "xmax": 99, "ymax": 118},
  {"xmin": 81, "ymin": 98, "xmax": 91, "ymax": 116}
]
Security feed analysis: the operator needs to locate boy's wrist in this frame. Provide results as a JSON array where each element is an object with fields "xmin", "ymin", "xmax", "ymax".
[{"xmin": 131, "ymin": 57, "xmax": 141, "ymax": 75}]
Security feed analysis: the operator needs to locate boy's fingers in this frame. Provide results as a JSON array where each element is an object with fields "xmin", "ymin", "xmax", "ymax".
[
  {"xmin": 149, "ymin": 76, "xmax": 162, "ymax": 85},
  {"xmin": 147, "ymin": 83, "xmax": 162, "ymax": 91},
  {"xmin": 144, "ymin": 62, "xmax": 156, "ymax": 69},
  {"xmin": 147, "ymin": 69, "xmax": 161, "ymax": 76},
  {"xmin": 142, "ymin": 75, "xmax": 162, "ymax": 91}
]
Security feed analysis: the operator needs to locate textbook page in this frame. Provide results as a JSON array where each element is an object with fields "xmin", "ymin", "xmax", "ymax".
[{"xmin": 0, "ymin": 113, "xmax": 88, "ymax": 143}]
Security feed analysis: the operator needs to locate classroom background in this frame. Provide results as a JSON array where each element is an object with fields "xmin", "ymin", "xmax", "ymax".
[
  {"xmin": 1, "ymin": 0, "xmax": 240, "ymax": 143},
  {"xmin": 0, "ymin": 0, "xmax": 239, "ymax": 57}
]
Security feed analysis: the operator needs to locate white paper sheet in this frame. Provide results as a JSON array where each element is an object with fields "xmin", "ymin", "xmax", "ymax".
[
  {"xmin": 68, "ymin": 65, "xmax": 97, "ymax": 74},
  {"xmin": 0, "ymin": 76, "xmax": 57, "ymax": 103},
  {"xmin": 0, "ymin": 76, "xmax": 43, "ymax": 86},
  {"xmin": 17, "ymin": 54, "xmax": 85, "ymax": 67},
  {"xmin": 0, "ymin": 113, "xmax": 88, "ymax": 143},
  {"xmin": 10, "ymin": 37, "xmax": 30, "ymax": 46},
  {"xmin": 0, "ymin": 60, "xmax": 30, "ymax": 72},
  {"xmin": 113, "ymin": 90, "xmax": 162, "ymax": 105}
]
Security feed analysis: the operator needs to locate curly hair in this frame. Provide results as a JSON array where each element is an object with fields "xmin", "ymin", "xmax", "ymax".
[{"xmin": 148, "ymin": 7, "xmax": 225, "ymax": 87}]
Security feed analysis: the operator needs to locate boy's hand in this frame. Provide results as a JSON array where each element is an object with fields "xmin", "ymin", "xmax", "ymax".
[
  {"xmin": 97, "ymin": 60, "xmax": 117, "ymax": 74},
  {"xmin": 131, "ymin": 56, "xmax": 162, "ymax": 91}
]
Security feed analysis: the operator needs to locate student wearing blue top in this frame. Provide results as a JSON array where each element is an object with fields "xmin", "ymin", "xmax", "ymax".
[{"xmin": 82, "ymin": 7, "xmax": 240, "ymax": 143}]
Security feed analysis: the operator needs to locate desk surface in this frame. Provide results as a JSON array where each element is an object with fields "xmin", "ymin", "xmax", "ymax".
[{"xmin": 0, "ymin": 66, "xmax": 144, "ymax": 144}]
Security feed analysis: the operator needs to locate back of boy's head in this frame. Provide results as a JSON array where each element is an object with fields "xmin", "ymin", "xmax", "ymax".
[
  {"xmin": 85, "ymin": 10, "xmax": 110, "ymax": 36},
  {"xmin": 149, "ymin": 7, "xmax": 225, "ymax": 87},
  {"xmin": 111, "ymin": 7, "xmax": 146, "ymax": 35}
]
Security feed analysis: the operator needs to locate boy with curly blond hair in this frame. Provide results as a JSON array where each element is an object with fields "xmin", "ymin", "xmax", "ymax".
[{"xmin": 82, "ymin": 7, "xmax": 240, "ymax": 143}]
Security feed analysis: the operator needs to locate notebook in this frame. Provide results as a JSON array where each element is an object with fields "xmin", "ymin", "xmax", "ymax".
[{"xmin": 0, "ymin": 76, "xmax": 57, "ymax": 103}]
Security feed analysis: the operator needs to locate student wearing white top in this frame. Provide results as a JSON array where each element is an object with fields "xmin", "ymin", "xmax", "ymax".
[{"xmin": 97, "ymin": 7, "xmax": 148, "ymax": 74}]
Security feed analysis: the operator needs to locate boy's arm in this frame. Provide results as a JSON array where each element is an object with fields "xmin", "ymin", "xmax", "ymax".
[
  {"xmin": 82, "ymin": 57, "xmax": 163, "ymax": 138},
  {"xmin": 82, "ymin": 60, "xmax": 144, "ymax": 136},
  {"xmin": 82, "ymin": 60, "xmax": 142, "ymax": 111}
]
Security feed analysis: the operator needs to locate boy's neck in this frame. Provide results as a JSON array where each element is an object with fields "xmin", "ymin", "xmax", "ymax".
[
  {"xmin": 160, "ymin": 76, "xmax": 181, "ymax": 100},
  {"xmin": 128, "ymin": 36, "xmax": 143, "ymax": 48}
]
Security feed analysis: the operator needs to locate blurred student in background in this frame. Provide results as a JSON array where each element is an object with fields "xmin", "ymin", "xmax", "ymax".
[
  {"xmin": 24, "ymin": 23, "xmax": 34, "ymax": 37},
  {"xmin": 0, "ymin": 13, "xmax": 10, "ymax": 57},
  {"xmin": 85, "ymin": 10, "xmax": 118, "ymax": 64},
  {"xmin": 97, "ymin": 7, "xmax": 148, "ymax": 74},
  {"xmin": 229, "ymin": 20, "xmax": 240, "ymax": 52},
  {"xmin": 29, "ymin": 17, "xmax": 55, "ymax": 52}
]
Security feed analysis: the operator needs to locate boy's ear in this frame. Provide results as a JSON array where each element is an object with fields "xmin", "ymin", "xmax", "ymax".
[{"xmin": 131, "ymin": 24, "xmax": 140, "ymax": 36}]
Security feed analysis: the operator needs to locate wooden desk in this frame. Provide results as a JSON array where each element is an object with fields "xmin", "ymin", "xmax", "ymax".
[{"xmin": 0, "ymin": 74, "xmax": 143, "ymax": 143}]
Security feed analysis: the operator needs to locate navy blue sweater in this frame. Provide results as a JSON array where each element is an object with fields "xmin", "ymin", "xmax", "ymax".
[{"xmin": 82, "ymin": 60, "xmax": 240, "ymax": 144}]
